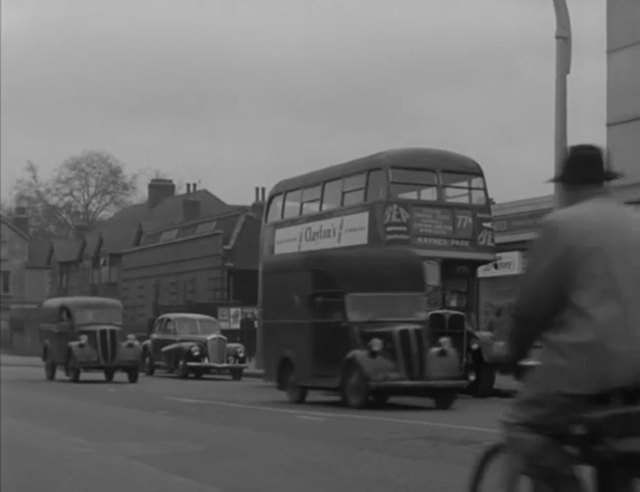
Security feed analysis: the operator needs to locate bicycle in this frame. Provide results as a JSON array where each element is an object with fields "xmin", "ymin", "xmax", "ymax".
[{"xmin": 468, "ymin": 361, "xmax": 640, "ymax": 491}]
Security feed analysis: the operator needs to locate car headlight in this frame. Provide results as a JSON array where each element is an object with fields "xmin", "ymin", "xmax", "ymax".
[
  {"xmin": 78, "ymin": 334, "xmax": 88, "ymax": 346},
  {"xmin": 236, "ymin": 348, "xmax": 245, "ymax": 358},
  {"xmin": 368, "ymin": 337, "xmax": 384, "ymax": 355},
  {"xmin": 470, "ymin": 341, "xmax": 480, "ymax": 351},
  {"xmin": 190, "ymin": 346, "xmax": 201, "ymax": 356}
]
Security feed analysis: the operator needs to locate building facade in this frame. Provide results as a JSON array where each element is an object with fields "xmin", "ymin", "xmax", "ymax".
[
  {"xmin": 476, "ymin": 195, "xmax": 553, "ymax": 329},
  {"xmin": 607, "ymin": 0, "xmax": 640, "ymax": 204}
]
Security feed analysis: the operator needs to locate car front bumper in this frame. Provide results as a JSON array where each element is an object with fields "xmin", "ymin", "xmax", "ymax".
[{"xmin": 185, "ymin": 362, "xmax": 248, "ymax": 370}]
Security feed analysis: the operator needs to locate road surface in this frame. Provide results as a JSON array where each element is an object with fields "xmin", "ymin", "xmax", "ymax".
[{"xmin": 1, "ymin": 362, "xmax": 513, "ymax": 492}]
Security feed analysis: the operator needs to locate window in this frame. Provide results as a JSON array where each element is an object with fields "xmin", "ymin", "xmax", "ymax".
[
  {"xmin": 266, "ymin": 194, "xmax": 283, "ymax": 222},
  {"xmin": 0, "ymin": 241, "xmax": 7, "ymax": 260},
  {"xmin": 342, "ymin": 173, "xmax": 366, "ymax": 206},
  {"xmin": 301, "ymin": 185, "xmax": 322, "ymax": 215},
  {"xmin": 321, "ymin": 179, "xmax": 342, "ymax": 211},
  {"xmin": 1, "ymin": 271, "xmax": 11, "ymax": 294},
  {"xmin": 283, "ymin": 189, "xmax": 302, "ymax": 218},
  {"xmin": 390, "ymin": 168, "xmax": 438, "ymax": 201},
  {"xmin": 441, "ymin": 173, "xmax": 487, "ymax": 205},
  {"xmin": 159, "ymin": 229, "xmax": 178, "ymax": 242},
  {"xmin": 366, "ymin": 169, "xmax": 387, "ymax": 202},
  {"xmin": 195, "ymin": 221, "xmax": 217, "ymax": 234}
]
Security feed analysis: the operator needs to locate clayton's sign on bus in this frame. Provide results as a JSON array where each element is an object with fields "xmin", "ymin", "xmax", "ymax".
[{"xmin": 273, "ymin": 212, "xmax": 369, "ymax": 255}]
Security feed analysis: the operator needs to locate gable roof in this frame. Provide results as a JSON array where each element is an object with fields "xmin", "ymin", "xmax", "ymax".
[
  {"xmin": 105, "ymin": 189, "xmax": 232, "ymax": 230},
  {"xmin": 97, "ymin": 226, "xmax": 139, "ymax": 255},
  {"xmin": 0, "ymin": 214, "xmax": 29, "ymax": 240},
  {"xmin": 27, "ymin": 239, "xmax": 52, "ymax": 268},
  {"xmin": 51, "ymin": 238, "xmax": 83, "ymax": 263}
]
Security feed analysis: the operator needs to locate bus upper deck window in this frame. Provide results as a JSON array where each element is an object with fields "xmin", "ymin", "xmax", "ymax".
[
  {"xmin": 283, "ymin": 189, "xmax": 302, "ymax": 218},
  {"xmin": 441, "ymin": 173, "xmax": 487, "ymax": 205},
  {"xmin": 301, "ymin": 185, "xmax": 322, "ymax": 215},
  {"xmin": 366, "ymin": 169, "xmax": 387, "ymax": 202},
  {"xmin": 390, "ymin": 168, "xmax": 437, "ymax": 201},
  {"xmin": 342, "ymin": 173, "xmax": 366, "ymax": 206},
  {"xmin": 266, "ymin": 194, "xmax": 284, "ymax": 222},
  {"xmin": 321, "ymin": 179, "xmax": 342, "ymax": 211}
]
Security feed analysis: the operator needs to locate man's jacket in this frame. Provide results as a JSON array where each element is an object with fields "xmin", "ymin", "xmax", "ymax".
[{"xmin": 509, "ymin": 196, "xmax": 640, "ymax": 395}]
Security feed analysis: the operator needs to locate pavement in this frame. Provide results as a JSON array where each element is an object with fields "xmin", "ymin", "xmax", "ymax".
[{"xmin": 1, "ymin": 361, "xmax": 517, "ymax": 492}]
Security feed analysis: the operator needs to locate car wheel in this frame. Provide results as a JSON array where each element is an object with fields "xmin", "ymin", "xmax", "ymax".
[
  {"xmin": 44, "ymin": 354, "xmax": 57, "ymax": 381},
  {"xmin": 142, "ymin": 351, "xmax": 155, "ymax": 376},
  {"xmin": 67, "ymin": 354, "xmax": 81, "ymax": 383},
  {"xmin": 342, "ymin": 365, "xmax": 370, "ymax": 409},
  {"xmin": 282, "ymin": 363, "xmax": 307, "ymax": 404},
  {"xmin": 370, "ymin": 392, "xmax": 389, "ymax": 407},
  {"xmin": 192, "ymin": 368, "xmax": 204, "ymax": 379},
  {"xmin": 127, "ymin": 368, "xmax": 139, "ymax": 383},
  {"xmin": 230, "ymin": 368, "xmax": 243, "ymax": 381},
  {"xmin": 176, "ymin": 355, "xmax": 190, "ymax": 379},
  {"xmin": 433, "ymin": 390, "xmax": 457, "ymax": 410}
]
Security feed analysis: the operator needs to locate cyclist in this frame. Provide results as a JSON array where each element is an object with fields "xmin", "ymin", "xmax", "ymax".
[{"xmin": 503, "ymin": 144, "xmax": 640, "ymax": 491}]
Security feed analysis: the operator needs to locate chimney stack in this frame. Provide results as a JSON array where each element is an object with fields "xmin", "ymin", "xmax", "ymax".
[{"xmin": 148, "ymin": 178, "xmax": 176, "ymax": 208}]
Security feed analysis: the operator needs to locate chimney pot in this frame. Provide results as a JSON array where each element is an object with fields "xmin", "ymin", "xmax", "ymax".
[
  {"xmin": 261, "ymin": 187, "xmax": 266, "ymax": 202},
  {"xmin": 254, "ymin": 187, "xmax": 260, "ymax": 202},
  {"xmin": 186, "ymin": 183, "xmax": 191, "ymax": 193},
  {"xmin": 193, "ymin": 183, "xmax": 197, "ymax": 192}
]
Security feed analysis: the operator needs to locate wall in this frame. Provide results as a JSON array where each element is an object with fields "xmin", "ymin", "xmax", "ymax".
[
  {"xmin": 120, "ymin": 233, "xmax": 225, "ymax": 332},
  {"xmin": 608, "ymin": 0, "xmax": 640, "ymax": 202},
  {"xmin": 0, "ymin": 221, "xmax": 28, "ymax": 306}
]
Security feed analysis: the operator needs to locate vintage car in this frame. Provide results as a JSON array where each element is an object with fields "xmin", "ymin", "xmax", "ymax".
[
  {"xmin": 140, "ymin": 313, "xmax": 247, "ymax": 380},
  {"xmin": 261, "ymin": 249, "xmax": 472, "ymax": 410},
  {"xmin": 39, "ymin": 297, "xmax": 141, "ymax": 383}
]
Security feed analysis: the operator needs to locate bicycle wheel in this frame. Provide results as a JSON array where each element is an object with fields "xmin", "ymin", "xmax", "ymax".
[{"xmin": 468, "ymin": 442, "xmax": 537, "ymax": 492}]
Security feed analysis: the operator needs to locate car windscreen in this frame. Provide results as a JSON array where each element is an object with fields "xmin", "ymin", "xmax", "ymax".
[
  {"xmin": 174, "ymin": 317, "xmax": 221, "ymax": 335},
  {"xmin": 345, "ymin": 293, "xmax": 428, "ymax": 322},
  {"xmin": 74, "ymin": 307, "xmax": 122, "ymax": 325}
]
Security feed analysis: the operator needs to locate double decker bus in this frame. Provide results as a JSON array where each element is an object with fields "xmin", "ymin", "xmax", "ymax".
[{"xmin": 258, "ymin": 147, "xmax": 497, "ymax": 396}]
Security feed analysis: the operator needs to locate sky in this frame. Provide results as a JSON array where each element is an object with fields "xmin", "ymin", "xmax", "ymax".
[{"xmin": 1, "ymin": 0, "xmax": 606, "ymax": 207}]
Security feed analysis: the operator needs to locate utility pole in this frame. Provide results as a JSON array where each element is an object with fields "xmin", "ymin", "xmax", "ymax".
[{"xmin": 552, "ymin": 0, "xmax": 572, "ymax": 208}]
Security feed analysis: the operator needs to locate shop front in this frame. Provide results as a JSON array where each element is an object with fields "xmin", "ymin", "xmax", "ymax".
[{"xmin": 477, "ymin": 251, "xmax": 528, "ymax": 330}]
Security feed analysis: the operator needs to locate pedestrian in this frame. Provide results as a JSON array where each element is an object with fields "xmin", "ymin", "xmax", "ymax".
[
  {"xmin": 240, "ymin": 314, "xmax": 257, "ymax": 362},
  {"xmin": 502, "ymin": 144, "xmax": 640, "ymax": 490}
]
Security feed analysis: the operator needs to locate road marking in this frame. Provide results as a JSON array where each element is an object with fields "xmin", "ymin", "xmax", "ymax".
[
  {"xmin": 163, "ymin": 397, "xmax": 499, "ymax": 434},
  {"xmin": 296, "ymin": 415, "xmax": 326, "ymax": 421}
]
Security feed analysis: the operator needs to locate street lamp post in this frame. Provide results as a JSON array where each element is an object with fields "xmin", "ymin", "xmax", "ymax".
[{"xmin": 552, "ymin": 0, "xmax": 572, "ymax": 208}]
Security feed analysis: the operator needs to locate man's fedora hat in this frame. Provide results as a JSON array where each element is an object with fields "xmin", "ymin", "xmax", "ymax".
[{"xmin": 548, "ymin": 144, "xmax": 624, "ymax": 184}]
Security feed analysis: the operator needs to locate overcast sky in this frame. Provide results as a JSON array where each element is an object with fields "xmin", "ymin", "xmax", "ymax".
[{"xmin": 1, "ymin": 0, "xmax": 605, "ymax": 206}]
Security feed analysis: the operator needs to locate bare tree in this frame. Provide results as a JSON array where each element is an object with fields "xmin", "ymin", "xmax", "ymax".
[{"xmin": 15, "ymin": 151, "xmax": 137, "ymax": 237}]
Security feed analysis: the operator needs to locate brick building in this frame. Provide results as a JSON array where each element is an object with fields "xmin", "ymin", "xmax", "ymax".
[{"xmin": 120, "ymin": 193, "xmax": 264, "ymax": 337}]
